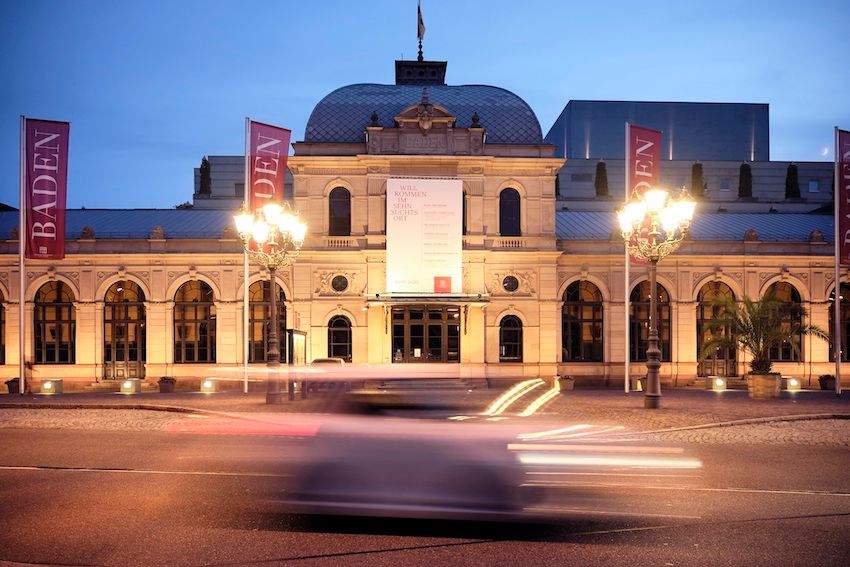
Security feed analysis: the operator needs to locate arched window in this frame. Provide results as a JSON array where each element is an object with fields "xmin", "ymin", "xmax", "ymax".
[
  {"xmin": 249, "ymin": 281, "xmax": 286, "ymax": 363},
  {"xmin": 34, "ymin": 281, "xmax": 76, "ymax": 364},
  {"xmin": 829, "ymin": 283, "xmax": 850, "ymax": 362},
  {"xmin": 0, "ymin": 289, "xmax": 5, "ymax": 365},
  {"xmin": 174, "ymin": 281, "xmax": 216, "ymax": 363},
  {"xmin": 329, "ymin": 187, "xmax": 351, "ymax": 236},
  {"xmin": 499, "ymin": 315, "xmax": 523, "ymax": 362},
  {"xmin": 768, "ymin": 282, "xmax": 802, "ymax": 362},
  {"xmin": 328, "ymin": 315, "xmax": 352, "ymax": 362},
  {"xmin": 499, "ymin": 188, "xmax": 521, "ymax": 237},
  {"xmin": 629, "ymin": 281, "xmax": 671, "ymax": 362},
  {"xmin": 696, "ymin": 281, "xmax": 737, "ymax": 376},
  {"xmin": 562, "ymin": 281, "xmax": 603, "ymax": 362},
  {"xmin": 104, "ymin": 281, "xmax": 146, "ymax": 379}
]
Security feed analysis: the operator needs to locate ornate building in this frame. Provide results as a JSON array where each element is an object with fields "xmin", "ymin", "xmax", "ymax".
[{"xmin": 0, "ymin": 56, "xmax": 842, "ymax": 390}]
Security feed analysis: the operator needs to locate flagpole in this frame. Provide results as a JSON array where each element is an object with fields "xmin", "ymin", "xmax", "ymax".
[
  {"xmin": 624, "ymin": 122, "xmax": 630, "ymax": 394},
  {"xmin": 243, "ymin": 117, "xmax": 250, "ymax": 394},
  {"xmin": 835, "ymin": 126, "xmax": 842, "ymax": 396},
  {"xmin": 18, "ymin": 116, "xmax": 26, "ymax": 395}
]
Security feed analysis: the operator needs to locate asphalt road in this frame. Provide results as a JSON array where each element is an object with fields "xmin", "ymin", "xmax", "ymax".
[{"xmin": 1, "ymin": 420, "xmax": 849, "ymax": 566}]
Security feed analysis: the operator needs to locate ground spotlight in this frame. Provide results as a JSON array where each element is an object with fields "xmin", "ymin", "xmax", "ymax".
[
  {"xmin": 708, "ymin": 376, "xmax": 726, "ymax": 391},
  {"xmin": 200, "ymin": 379, "xmax": 217, "ymax": 394},
  {"xmin": 120, "ymin": 379, "xmax": 141, "ymax": 394},
  {"xmin": 40, "ymin": 379, "xmax": 63, "ymax": 394}
]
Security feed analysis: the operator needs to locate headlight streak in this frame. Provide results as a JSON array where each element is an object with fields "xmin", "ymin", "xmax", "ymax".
[
  {"xmin": 518, "ymin": 384, "xmax": 560, "ymax": 417},
  {"xmin": 482, "ymin": 378, "xmax": 545, "ymax": 416},
  {"xmin": 517, "ymin": 452, "xmax": 703, "ymax": 469}
]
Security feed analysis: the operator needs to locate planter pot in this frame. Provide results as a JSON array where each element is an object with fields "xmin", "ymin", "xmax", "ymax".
[
  {"xmin": 748, "ymin": 373, "xmax": 780, "ymax": 399},
  {"xmin": 158, "ymin": 378, "xmax": 176, "ymax": 393},
  {"xmin": 818, "ymin": 376, "xmax": 836, "ymax": 391},
  {"xmin": 556, "ymin": 376, "xmax": 575, "ymax": 393}
]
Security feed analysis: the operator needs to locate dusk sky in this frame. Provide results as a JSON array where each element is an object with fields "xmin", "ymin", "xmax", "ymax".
[{"xmin": 2, "ymin": 0, "xmax": 848, "ymax": 209}]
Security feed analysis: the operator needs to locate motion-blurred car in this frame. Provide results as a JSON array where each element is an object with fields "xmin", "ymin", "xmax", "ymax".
[{"xmin": 283, "ymin": 414, "xmax": 537, "ymax": 519}]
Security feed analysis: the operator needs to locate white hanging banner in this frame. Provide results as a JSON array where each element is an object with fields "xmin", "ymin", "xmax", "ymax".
[{"xmin": 386, "ymin": 178, "xmax": 462, "ymax": 294}]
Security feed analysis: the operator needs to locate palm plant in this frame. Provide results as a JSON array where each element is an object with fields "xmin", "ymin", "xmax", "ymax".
[{"xmin": 700, "ymin": 288, "xmax": 829, "ymax": 374}]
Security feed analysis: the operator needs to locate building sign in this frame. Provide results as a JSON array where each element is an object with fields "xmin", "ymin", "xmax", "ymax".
[
  {"xmin": 25, "ymin": 119, "xmax": 69, "ymax": 260},
  {"xmin": 626, "ymin": 123, "xmax": 662, "ymax": 264},
  {"xmin": 386, "ymin": 178, "xmax": 462, "ymax": 294},
  {"xmin": 838, "ymin": 129, "xmax": 850, "ymax": 265},
  {"xmin": 248, "ymin": 120, "xmax": 291, "ymax": 212}
]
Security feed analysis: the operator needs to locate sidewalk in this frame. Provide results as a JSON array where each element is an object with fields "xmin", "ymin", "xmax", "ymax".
[{"xmin": 2, "ymin": 386, "xmax": 849, "ymax": 432}]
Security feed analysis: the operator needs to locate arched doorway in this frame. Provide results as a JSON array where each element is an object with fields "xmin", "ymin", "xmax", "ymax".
[
  {"xmin": 104, "ymin": 281, "xmax": 146, "ymax": 379},
  {"xmin": 696, "ymin": 281, "xmax": 737, "ymax": 376}
]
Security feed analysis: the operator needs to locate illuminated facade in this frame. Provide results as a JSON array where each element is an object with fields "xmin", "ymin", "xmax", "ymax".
[{"xmin": 0, "ymin": 57, "xmax": 843, "ymax": 390}]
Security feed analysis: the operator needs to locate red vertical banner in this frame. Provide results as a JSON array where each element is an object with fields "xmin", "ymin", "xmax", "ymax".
[
  {"xmin": 838, "ymin": 129, "xmax": 850, "ymax": 266},
  {"xmin": 248, "ymin": 120, "xmax": 291, "ymax": 213},
  {"xmin": 626, "ymin": 124, "xmax": 662, "ymax": 197},
  {"xmin": 625, "ymin": 124, "xmax": 662, "ymax": 265},
  {"xmin": 25, "ymin": 119, "xmax": 69, "ymax": 260}
]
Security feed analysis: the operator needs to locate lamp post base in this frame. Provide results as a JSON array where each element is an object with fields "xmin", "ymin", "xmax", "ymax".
[
  {"xmin": 644, "ymin": 393, "xmax": 662, "ymax": 409},
  {"xmin": 266, "ymin": 391, "xmax": 286, "ymax": 405}
]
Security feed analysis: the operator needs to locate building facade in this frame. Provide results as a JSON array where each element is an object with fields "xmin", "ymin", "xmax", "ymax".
[{"xmin": 0, "ymin": 58, "xmax": 846, "ymax": 390}]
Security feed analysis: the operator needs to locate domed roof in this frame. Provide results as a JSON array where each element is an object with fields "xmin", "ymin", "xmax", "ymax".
[{"xmin": 304, "ymin": 83, "xmax": 543, "ymax": 145}]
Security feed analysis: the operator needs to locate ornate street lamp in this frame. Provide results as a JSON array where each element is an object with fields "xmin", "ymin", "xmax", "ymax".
[
  {"xmin": 234, "ymin": 202, "xmax": 307, "ymax": 404},
  {"xmin": 618, "ymin": 187, "xmax": 696, "ymax": 409}
]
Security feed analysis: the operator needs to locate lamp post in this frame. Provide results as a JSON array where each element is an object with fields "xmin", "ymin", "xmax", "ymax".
[
  {"xmin": 234, "ymin": 202, "xmax": 307, "ymax": 404},
  {"xmin": 618, "ymin": 187, "xmax": 695, "ymax": 409}
]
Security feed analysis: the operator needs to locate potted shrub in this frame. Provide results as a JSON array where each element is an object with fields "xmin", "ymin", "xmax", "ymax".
[
  {"xmin": 700, "ymin": 289, "xmax": 829, "ymax": 399},
  {"xmin": 818, "ymin": 374, "xmax": 836, "ymax": 391},
  {"xmin": 158, "ymin": 376, "xmax": 176, "ymax": 393}
]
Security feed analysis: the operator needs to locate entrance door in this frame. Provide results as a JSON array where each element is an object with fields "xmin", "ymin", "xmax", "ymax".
[
  {"xmin": 104, "ymin": 281, "xmax": 146, "ymax": 379},
  {"xmin": 392, "ymin": 306, "xmax": 460, "ymax": 363},
  {"xmin": 696, "ymin": 281, "xmax": 737, "ymax": 377}
]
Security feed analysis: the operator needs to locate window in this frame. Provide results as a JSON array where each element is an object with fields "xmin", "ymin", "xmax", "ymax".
[
  {"xmin": 502, "ymin": 276, "xmax": 519, "ymax": 293},
  {"xmin": 34, "ymin": 281, "xmax": 76, "ymax": 364},
  {"xmin": 629, "ymin": 281, "xmax": 671, "ymax": 362},
  {"xmin": 462, "ymin": 191, "xmax": 467, "ymax": 236},
  {"xmin": 329, "ymin": 187, "xmax": 351, "ymax": 236},
  {"xmin": 499, "ymin": 188, "xmax": 521, "ymax": 237},
  {"xmin": 173, "ymin": 281, "xmax": 216, "ymax": 363},
  {"xmin": 829, "ymin": 283, "xmax": 850, "ymax": 362},
  {"xmin": 248, "ymin": 281, "xmax": 286, "ymax": 363},
  {"xmin": 696, "ymin": 281, "xmax": 736, "ymax": 376},
  {"xmin": 104, "ymin": 281, "xmax": 146, "ymax": 379},
  {"xmin": 562, "ymin": 281, "xmax": 603, "ymax": 362},
  {"xmin": 768, "ymin": 282, "xmax": 802, "ymax": 362},
  {"xmin": 331, "ymin": 275, "xmax": 348, "ymax": 292},
  {"xmin": 808, "ymin": 180, "xmax": 819, "ymax": 193},
  {"xmin": 499, "ymin": 315, "xmax": 523, "ymax": 362},
  {"xmin": 328, "ymin": 315, "xmax": 352, "ymax": 362}
]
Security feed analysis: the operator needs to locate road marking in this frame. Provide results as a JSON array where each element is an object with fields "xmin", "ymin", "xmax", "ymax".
[
  {"xmin": 0, "ymin": 464, "xmax": 288, "ymax": 478},
  {"xmin": 526, "ymin": 479, "xmax": 850, "ymax": 498}
]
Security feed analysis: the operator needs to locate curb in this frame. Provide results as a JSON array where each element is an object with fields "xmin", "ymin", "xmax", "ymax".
[
  {"xmin": 3, "ymin": 403, "xmax": 850, "ymax": 433},
  {"xmin": 634, "ymin": 412, "xmax": 850, "ymax": 435}
]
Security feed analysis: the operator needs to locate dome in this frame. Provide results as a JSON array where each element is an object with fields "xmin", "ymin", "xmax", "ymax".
[{"xmin": 304, "ymin": 83, "xmax": 543, "ymax": 145}]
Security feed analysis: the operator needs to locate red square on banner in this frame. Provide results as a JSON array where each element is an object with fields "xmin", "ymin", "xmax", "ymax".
[{"xmin": 434, "ymin": 276, "xmax": 451, "ymax": 293}]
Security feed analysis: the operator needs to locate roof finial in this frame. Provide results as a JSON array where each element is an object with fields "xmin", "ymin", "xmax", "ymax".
[{"xmin": 417, "ymin": 1, "xmax": 426, "ymax": 62}]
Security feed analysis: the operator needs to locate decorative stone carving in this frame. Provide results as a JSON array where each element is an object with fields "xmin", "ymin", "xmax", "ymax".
[
  {"xmin": 810, "ymin": 229, "xmax": 825, "ymax": 243},
  {"xmin": 80, "ymin": 226, "xmax": 95, "ymax": 239},
  {"xmin": 744, "ymin": 228, "xmax": 759, "ymax": 241},
  {"xmin": 314, "ymin": 270, "xmax": 361, "ymax": 296},
  {"xmin": 488, "ymin": 270, "xmax": 536, "ymax": 296},
  {"xmin": 150, "ymin": 225, "xmax": 165, "ymax": 239}
]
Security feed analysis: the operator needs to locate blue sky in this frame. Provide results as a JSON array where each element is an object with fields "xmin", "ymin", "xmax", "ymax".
[{"xmin": 1, "ymin": 0, "xmax": 848, "ymax": 209}]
